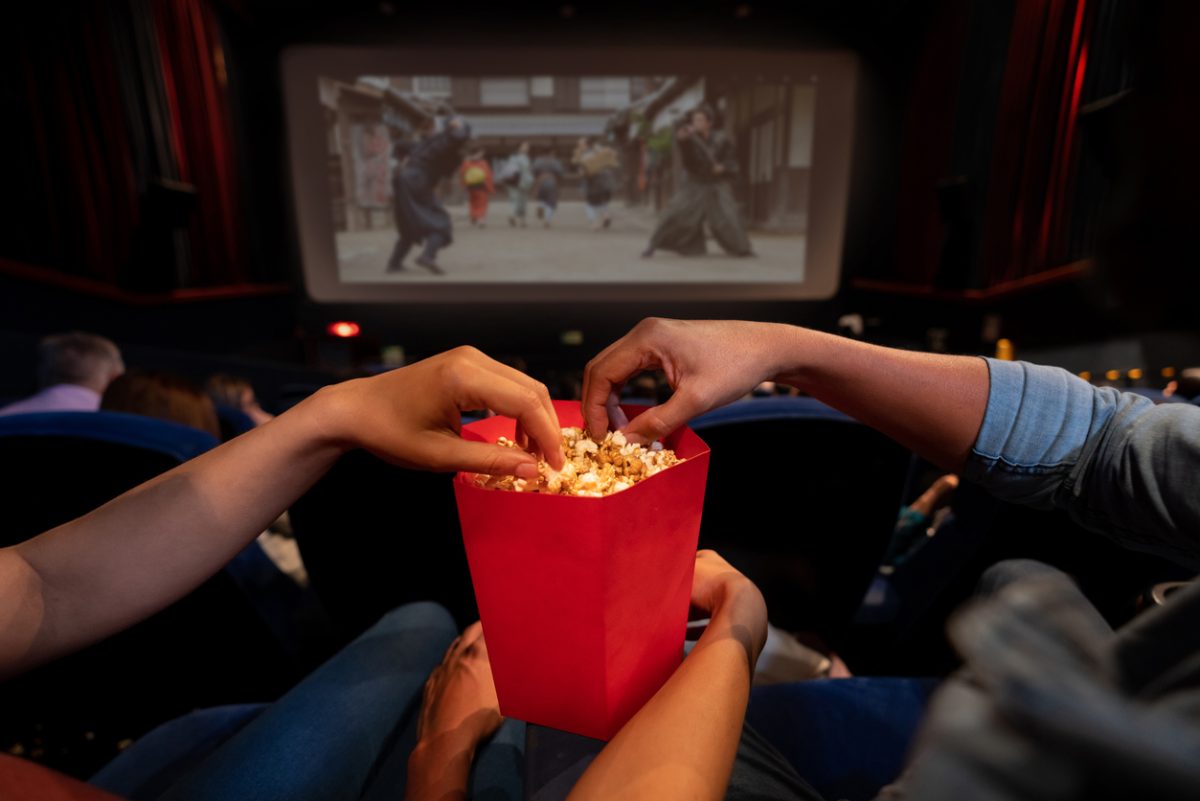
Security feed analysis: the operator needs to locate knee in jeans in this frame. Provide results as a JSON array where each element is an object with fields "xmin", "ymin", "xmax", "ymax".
[{"xmin": 374, "ymin": 601, "xmax": 456, "ymax": 636}]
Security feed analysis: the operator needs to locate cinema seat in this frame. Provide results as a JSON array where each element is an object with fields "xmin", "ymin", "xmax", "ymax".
[
  {"xmin": 846, "ymin": 479, "xmax": 1197, "ymax": 677},
  {"xmin": 214, "ymin": 402, "xmax": 257, "ymax": 440},
  {"xmin": 1127, "ymin": 387, "xmax": 1167, "ymax": 403},
  {"xmin": 689, "ymin": 397, "xmax": 910, "ymax": 646},
  {"xmin": 0, "ymin": 412, "xmax": 305, "ymax": 777},
  {"xmin": 288, "ymin": 450, "xmax": 478, "ymax": 640}
]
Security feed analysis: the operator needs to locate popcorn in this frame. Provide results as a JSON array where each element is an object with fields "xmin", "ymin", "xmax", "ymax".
[{"xmin": 476, "ymin": 427, "xmax": 684, "ymax": 496}]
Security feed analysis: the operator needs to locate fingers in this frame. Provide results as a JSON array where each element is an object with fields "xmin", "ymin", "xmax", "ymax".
[
  {"xmin": 458, "ymin": 351, "xmax": 564, "ymax": 470},
  {"xmin": 460, "ymin": 621, "xmax": 484, "ymax": 647},
  {"xmin": 622, "ymin": 390, "xmax": 700, "ymax": 444},
  {"xmin": 429, "ymin": 436, "xmax": 541, "ymax": 479},
  {"xmin": 582, "ymin": 341, "xmax": 659, "ymax": 438},
  {"xmin": 473, "ymin": 354, "xmax": 559, "ymax": 429},
  {"xmin": 440, "ymin": 623, "xmax": 485, "ymax": 667},
  {"xmin": 504, "ymin": 391, "xmax": 564, "ymax": 471},
  {"xmin": 604, "ymin": 390, "xmax": 630, "ymax": 433},
  {"xmin": 447, "ymin": 362, "xmax": 563, "ymax": 472},
  {"xmin": 460, "ymin": 622, "xmax": 489, "ymax": 659}
]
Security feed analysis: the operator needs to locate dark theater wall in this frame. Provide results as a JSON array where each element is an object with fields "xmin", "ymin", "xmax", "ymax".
[{"xmin": 2, "ymin": 0, "xmax": 1196, "ymax": 375}]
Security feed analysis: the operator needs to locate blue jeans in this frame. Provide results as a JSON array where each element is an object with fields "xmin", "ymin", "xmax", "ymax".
[
  {"xmin": 91, "ymin": 603, "xmax": 525, "ymax": 801},
  {"xmin": 747, "ymin": 677, "xmax": 939, "ymax": 801}
]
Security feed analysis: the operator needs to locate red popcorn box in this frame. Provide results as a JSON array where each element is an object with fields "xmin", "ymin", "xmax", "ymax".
[{"xmin": 453, "ymin": 400, "xmax": 711, "ymax": 741}]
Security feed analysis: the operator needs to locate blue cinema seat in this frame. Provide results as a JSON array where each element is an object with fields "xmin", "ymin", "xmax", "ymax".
[
  {"xmin": 213, "ymin": 403, "xmax": 257, "ymax": 441},
  {"xmin": 0, "ymin": 412, "xmax": 314, "ymax": 777},
  {"xmin": 688, "ymin": 396, "xmax": 910, "ymax": 646}
]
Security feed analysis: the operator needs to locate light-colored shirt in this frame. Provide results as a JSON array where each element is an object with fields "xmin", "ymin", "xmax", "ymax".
[
  {"xmin": 0, "ymin": 384, "xmax": 102, "ymax": 417},
  {"xmin": 887, "ymin": 357, "xmax": 1200, "ymax": 801},
  {"xmin": 964, "ymin": 357, "xmax": 1200, "ymax": 568}
]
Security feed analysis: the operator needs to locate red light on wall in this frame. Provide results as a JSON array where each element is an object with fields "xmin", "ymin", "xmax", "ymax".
[{"xmin": 326, "ymin": 321, "xmax": 361, "ymax": 338}]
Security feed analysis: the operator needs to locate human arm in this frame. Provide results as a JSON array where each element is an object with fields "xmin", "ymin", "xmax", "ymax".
[
  {"xmin": 965, "ymin": 358, "xmax": 1200, "ymax": 566},
  {"xmin": 908, "ymin": 474, "xmax": 959, "ymax": 519},
  {"xmin": 403, "ymin": 552, "xmax": 766, "ymax": 801},
  {"xmin": 0, "ymin": 347, "xmax": 565, "ymax": 680},
  {"xmin": 405, "ymin": 621, "xmax": 502, "ymax": 801},
  {"xmin": 566, "ymin": 550, "xmax": 768, "ymax": 801},
  {"xmin": 582, "ymin": 318, "xmax": 988, "ymax": 471},
  {"xmin": 584, "ymin": 319, "xmax": 1200, "ymax": 567}
]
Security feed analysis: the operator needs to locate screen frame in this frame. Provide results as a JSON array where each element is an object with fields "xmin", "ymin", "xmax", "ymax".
[{"xmin": 282, "ymin": 45, "xmax": 857, "ymax": 303}]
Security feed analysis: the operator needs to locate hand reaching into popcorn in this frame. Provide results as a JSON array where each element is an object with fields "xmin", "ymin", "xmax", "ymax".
[
  {"xmin": 0, "ymin": 345, "xmax": 564, "ymax": 679},
  {"xmin": 332, "ymin": 345, "xmax": 566, "ymax": 476},
  {"xmin": 582, "ymin": 319, "xmax": 785, "ymax": 445},
  {"xmin": 584, "ymin": 317, "xmax": 989, "ymax": 471}
]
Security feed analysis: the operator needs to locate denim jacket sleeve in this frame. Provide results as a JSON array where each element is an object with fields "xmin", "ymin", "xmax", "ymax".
[{"xmin": 963, "ymin": 358, "xmax": 1200, "ymax": 568}]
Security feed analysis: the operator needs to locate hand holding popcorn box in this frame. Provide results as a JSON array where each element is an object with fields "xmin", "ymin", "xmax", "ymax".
[{"xmin": 454, "ymin": 400, "xmax": 710, "ymax": 740}]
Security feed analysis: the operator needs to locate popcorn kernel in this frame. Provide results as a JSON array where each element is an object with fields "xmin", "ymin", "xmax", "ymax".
[{"xmin": 474, "ymin": 427, "xmax": 683, "ymax": 496}]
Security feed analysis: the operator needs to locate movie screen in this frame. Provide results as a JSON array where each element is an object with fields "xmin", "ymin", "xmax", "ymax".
[{"xmin": 319, "ymin": 74, "xmax": 816, "ymax": 284}]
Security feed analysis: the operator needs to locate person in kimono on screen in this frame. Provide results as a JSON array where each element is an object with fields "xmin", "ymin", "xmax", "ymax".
[
  {"xmin": 640, "ymin": 104, "xmax": 753, "ymax": 259},
  {"xmin": 386, "ymin": 115, "xmax": 470, "ymax": 275},
  {"xmin": 460, "ymin": 146, "xmax": 494, "ymax": 227}
]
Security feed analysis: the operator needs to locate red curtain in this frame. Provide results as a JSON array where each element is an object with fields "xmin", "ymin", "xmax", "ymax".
[
  {"xmin": 4, "ymin": 0, "xmax": 247, "ymax": 290},
  {"xmin": 13, "ymin": 4, "xmax": 140, "ymax": 284},
  {"xmin": 981, "ymin": 0, "xmax": 1093, "ymax": 285},
  {"xmin": 152, "ymin": 0, "xmax": 246, "ymax": 285}
]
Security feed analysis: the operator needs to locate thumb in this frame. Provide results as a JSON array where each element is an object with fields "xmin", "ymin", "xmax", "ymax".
[
  {"xmin": 442, "ymin": 438, "xmax": 540, "ymax": 479},
  {"xmin": 622, "ymin": 391, "xmax": 698, "ymax": 444}
]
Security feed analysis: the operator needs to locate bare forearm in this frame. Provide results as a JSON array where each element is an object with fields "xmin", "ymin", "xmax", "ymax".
[
  {"xmin": 767, "ymin": 326, "xmax": 989, "ymax": 471},
  {"xmin": 0, "ymin": 348, "xmax": 568, "ymax": 679},
  {"xmin": 568, "ymin": 586, "xmax": 765, "ymax": 801},
  {"xmin": 405, "ymin": 736, "xmax": 475, "ymax": 801},
  {"xmin": 3, "ymin": 387, "xmax": 349, "ymax": 677}
]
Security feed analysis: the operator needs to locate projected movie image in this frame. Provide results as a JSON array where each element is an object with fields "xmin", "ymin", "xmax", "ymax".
[{"xmin": 320, "ymin": 74, "xmax": 815, "ymax": 283}]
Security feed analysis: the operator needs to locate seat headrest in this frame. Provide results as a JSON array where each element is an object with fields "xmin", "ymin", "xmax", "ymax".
[
  {"xmin": 0, "ymin": 411, "xmax": 218, "ymax": 462},
  {"xmin": 689, "ymin": 396, "xmax": 855, "ymax": 430}
]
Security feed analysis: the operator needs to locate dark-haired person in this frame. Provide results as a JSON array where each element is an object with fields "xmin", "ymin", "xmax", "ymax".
[
  {"xmin": 640, "ymin": 105, "xmax": 752, "ymax": 259},
  {"xmin": 582, "ymin": 317, "xmax": 1200, "ymax": 799},
  {"xmin": 532, "ymin": 149, "xmax": 565, "ymax": 227},
  {"xmin": 386, "ymin": 116, "xmax": 471, "ymax": 275},
  {"xmin": 0, "ymin": 332, "xmax": 124, "ymax": 417}
]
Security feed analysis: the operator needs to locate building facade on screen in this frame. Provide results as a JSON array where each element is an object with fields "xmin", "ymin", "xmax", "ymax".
[{"xmin": 319, "ymin": 74, "xmax": 814, "ymax": 237}]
